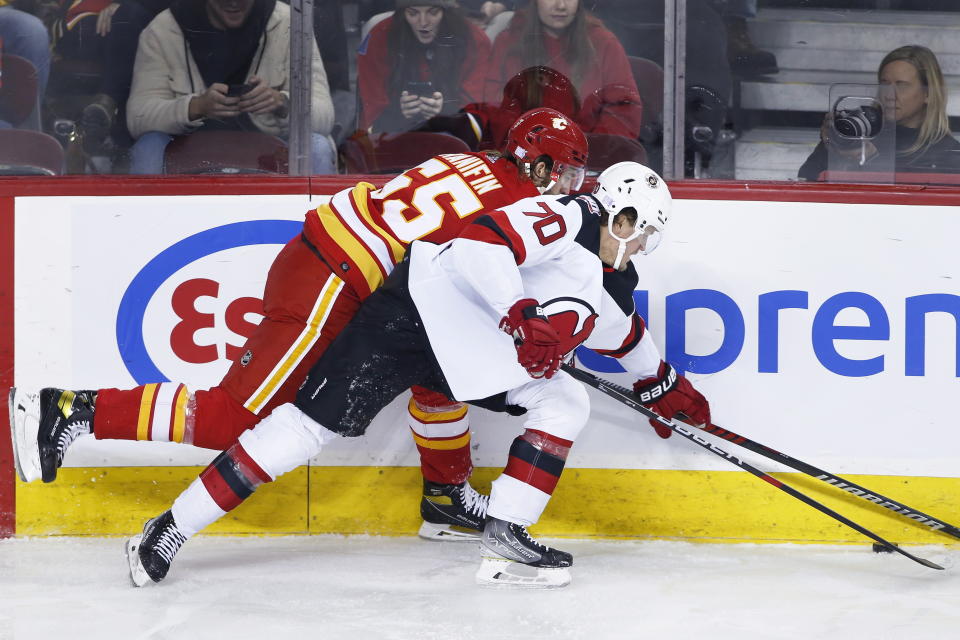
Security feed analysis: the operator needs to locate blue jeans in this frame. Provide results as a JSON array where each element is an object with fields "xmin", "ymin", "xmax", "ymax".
[
  {"xmin": 129, "ymin": 131, "xmax": 337, "ymax": 174},
  {"xmin": 0, "ymin": 7, "xmax": 51, "ymax": 129}
]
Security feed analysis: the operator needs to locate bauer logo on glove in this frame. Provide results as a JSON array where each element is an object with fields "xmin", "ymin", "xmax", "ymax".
[
  {"xmin": 632, "ymin": 365, "xmax": 677, "ymax": 403},
  {"xmin": 633, "ymin": 362, "xmax": 710, "ymax": 439}
]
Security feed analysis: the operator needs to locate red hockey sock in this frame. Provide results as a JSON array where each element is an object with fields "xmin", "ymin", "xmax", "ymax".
[
  {"xmin": 407, "ymin": 396, "xmax": 472, "ymax": 485},
  {"xmin": 94, "ymin": 383, "xmax": 190, "ymax": 442},
  {"xmin": 199, "ymin": 442, "xmax": 273, "ymax": 512},
  {"xmin": 502, "ymin": 429, "xmax": 573, "ymax": 496}
]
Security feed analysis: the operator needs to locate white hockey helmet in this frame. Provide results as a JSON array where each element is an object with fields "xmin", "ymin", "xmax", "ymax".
[{"xmin": 592, "ymin": 162, "xmax": 672, "ymax": 268}]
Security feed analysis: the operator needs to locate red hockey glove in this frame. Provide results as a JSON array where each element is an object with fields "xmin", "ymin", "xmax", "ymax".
[
  {"xmin": 500, "ymin": 298, "xmax": 562, "ymax": 379},
  {"xmin": 633, "ymin": 362, "xmax": 711, "ymax": 439}
]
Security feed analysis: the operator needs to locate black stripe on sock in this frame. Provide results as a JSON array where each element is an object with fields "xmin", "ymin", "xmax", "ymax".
[
  {"xmin": 508, "ymin": 437, "xmax": 566, "ymax": 478},
  {"xmin": 212, "ymin": 450, "xmax": 257, "ymax": 500}
]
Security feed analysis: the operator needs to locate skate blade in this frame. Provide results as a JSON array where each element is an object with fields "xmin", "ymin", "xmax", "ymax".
[
  {"xmin": 8, "ymin": 388, "xmax": 42, "ymax": 483},
  {"xmin": 125, "ymin": 534, "xmax": 153, "ymax": 587},
  {"xmin": 418, "ymin": 520, "xmax": 481, "ymax": 542},
  {"xmin": 475, "ymin": 556, "xmax": 571, "ymax": 589}
]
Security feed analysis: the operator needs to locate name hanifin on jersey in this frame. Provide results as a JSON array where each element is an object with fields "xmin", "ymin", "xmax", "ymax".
[{"xmin": 442, "ymin": 153, "xmax": 504, "ymax": 195}]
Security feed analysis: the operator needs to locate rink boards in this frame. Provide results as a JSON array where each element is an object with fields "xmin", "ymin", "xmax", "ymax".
[{"xmin": 2, "ymin": 178, "xmax": 959, "ymax": 544}]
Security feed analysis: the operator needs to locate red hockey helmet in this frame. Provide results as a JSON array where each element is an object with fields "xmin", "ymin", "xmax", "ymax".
[{"xmin": 504, "ymin": 108, "xmax": 588, "ymax": 193}]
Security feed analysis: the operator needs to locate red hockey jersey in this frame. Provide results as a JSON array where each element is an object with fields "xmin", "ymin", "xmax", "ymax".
[{"xmin": 302, "ymin": 152, "xmax": 537, "ymax": 300}]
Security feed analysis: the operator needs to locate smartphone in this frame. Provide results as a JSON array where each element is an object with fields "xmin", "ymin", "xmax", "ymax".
[
  {"xmin": 404, "ymin": 80, "xmax": 435, "ymax": 97},
  {"xmin": 227, "ymin": 83, "xmax": 254, "ymax": 97}
]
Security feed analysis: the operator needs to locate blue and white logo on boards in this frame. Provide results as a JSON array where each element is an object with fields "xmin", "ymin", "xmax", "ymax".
[{"xmin": 116, "ymin": 220, "xmax": 301, "ymax": 385}]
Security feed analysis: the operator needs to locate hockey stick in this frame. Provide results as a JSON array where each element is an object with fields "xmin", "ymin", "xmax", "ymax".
[
  {"xmin": 564, "ymin": 367, "xmax": 960, "ymax": 542},
  {"xmin": 561, "ymin": 364, "xmax": 944, "ymax": 571},
  {"xmin": 698, "ymin": 422, "xmax": 960, "ymax": 542}
]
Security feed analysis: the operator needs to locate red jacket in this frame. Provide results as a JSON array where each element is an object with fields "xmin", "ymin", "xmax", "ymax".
[
  {"xmin": 357, "ymin": 15, "xmax": 491, "ymax": 132},
  {"xmin": 482, "ymin": 11, "xmax": 641, "ymax": 141}
]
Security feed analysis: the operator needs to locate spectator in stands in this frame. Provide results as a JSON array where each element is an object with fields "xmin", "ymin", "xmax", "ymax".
[
  {"xmin": 798, "ymin": 45, "xmax": 960, "ymax": 181},
  {"xmin": 45, "ymin": 1, "xmax": 113, "ymax": 73},
  {"xmin": 356, "ymin": 0, "xmax": 490, "ymax": 138},
  {"xmin": 79, "ymin": 1, "xmax": 171, "ymax": 153},
  {"xmin": 125, "ymin": 0, "xmax": 335, "ymax": 174},
  {"xmin": 0, "ymin": 2, "xmax": 51, "ymax": 129},
  {"xmin": 483, "ymin": 0, "xmax": 641, "ymax": 142}
]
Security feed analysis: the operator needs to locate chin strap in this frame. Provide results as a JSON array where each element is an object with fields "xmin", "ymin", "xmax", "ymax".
[{"xmin": 606, "ymin": 216, "xmax": 644, "ymax": 269}]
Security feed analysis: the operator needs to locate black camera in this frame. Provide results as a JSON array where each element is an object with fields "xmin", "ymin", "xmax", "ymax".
[{"xmin": 833, "ymin": 105, "xmax": 883, "ymax": 139}]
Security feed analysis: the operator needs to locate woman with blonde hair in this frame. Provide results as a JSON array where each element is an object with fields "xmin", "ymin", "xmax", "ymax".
[{"xmin": 799, "ymin": 44, "xmax": 960, "ymax": 180}]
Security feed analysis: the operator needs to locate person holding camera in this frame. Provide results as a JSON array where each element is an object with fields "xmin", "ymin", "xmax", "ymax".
[
  {"xmin": 798, "ymin": 45, "xmax": 960, "ymax": 181},
  {"xmin": 356, "ymin": 0, "xmax": 490, "ymax": 136},
  {"xmin": 125, "ymin": 0, "xmax": 336, "ymax": 174}
]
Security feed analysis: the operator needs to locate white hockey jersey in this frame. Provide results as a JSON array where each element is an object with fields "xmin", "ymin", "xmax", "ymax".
[{"xmin": 408, "ymin": 193, "xmax": 663, "ymax": 401}]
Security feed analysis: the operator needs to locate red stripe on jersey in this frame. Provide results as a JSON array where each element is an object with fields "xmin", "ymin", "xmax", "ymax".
[
  {"xmin": 347, "ymin": 186, "xmax": 401, "ymax": 261},
  {"xmin": 593, "ymin": 314, "xmax": 646, "ymax": 359},
  {"xmin": 461, "ymin": 213, "xmax": 527, "ymax": 264},
  {"xmin": 328, "ymin": 194, "xmax": 391, "ymax": 282},
  {"xmin": 503, "ymin": 457, "xmax": 563, "ymax": 495}
]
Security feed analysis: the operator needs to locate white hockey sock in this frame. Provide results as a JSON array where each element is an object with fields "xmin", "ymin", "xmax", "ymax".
[
  {"xmin": 172, "ymin": 477, "xmax": 227, "ymax": 538},
  {"xmin": 487, "ymin": 474, "xmax": 550, "ymax": 526},
  {"xmin": 170, "ymin": 403, "xmax": 340, "ymax": 537}
]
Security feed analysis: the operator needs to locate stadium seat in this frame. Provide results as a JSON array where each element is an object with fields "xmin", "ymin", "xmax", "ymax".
[
  {"xmin": 627, "ymin": 56, "xmax": 664, "ymax": 139},
  {"xmin": 0, "ymin": 54, "xmax": 40, "ymax": 128},
  {"xmin": 360, "ymin": 11, "xmax": 391, "ymax": 41},
  {"xmin": 163, "ymin": 131, "xmax": 289, "ymax": 174},
  {"xmin": 0, "ymin": 129, "xmax": 65, "ymax": 175},
  {"xmin": 340, "ymin": 131, "xmax": 471, "ymax": 174},
  {"xmin": 586, "ymin": 133, "xmax": 648, "ymax": 175}
]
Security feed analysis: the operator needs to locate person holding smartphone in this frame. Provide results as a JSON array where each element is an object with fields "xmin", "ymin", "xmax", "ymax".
[
  {"xmin": 125, "ymin": 0, "xmax": 336, "ymax": 174},
  {"xmin": 357, "ymin": 0, "xmax": 490, "ymax": 135}
]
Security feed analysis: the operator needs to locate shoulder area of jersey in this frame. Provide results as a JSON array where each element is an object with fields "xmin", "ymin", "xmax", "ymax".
[{"xmin": 556, "ymin": 192, "xmax": 603, "ymax": 217}]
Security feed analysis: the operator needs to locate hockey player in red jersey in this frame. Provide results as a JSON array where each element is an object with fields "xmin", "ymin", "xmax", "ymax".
[
  {"xmin": 8, "ymin": 107, "xmax": 589, "ymax": 541},
  {"xmin": 125, "ymin": 161, "xmax": 711, "ymax": 589}
]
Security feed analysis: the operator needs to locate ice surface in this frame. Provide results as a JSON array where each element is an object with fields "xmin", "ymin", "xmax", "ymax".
[{"xmin": 1, "ymin": 536, "xmax": 957, "ymax": 639}]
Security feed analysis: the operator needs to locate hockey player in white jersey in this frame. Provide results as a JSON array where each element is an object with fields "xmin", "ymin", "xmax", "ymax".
[{"xmin": 126, "ymin": 161, "xmax": 711, "ymax": 589}]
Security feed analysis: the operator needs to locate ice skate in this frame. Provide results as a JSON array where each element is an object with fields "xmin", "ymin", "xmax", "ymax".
[
  {"xmin": 476, "ymin": 517, "xmax": 573, "ymax": 589},
  {"xmin": 127, "ymin": 510, "xmax": 187, "ymax": 587},
  {"xmin": 29, "ymin": 388, "xmax": 95, "ymax": 483},
  {"xmin": 418, "ymin": 480, "xmax": 488, "ymax": 541},
  {"xmin": 9, "ymin": 388, "xmax": 42, "ymax": 482}
]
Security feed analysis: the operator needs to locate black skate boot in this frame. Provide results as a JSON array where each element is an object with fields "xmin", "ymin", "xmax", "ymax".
[
  {"xmin": 9, "ymin": 387, "xmax": 95, "ymax": 483},
  {"xmin": 476, "ymin": 517, "xmax": 573, "ymax": 589},
  {"xmin": 37, "ymin": 388, "xmax": 96, "ymax": 483},
  {"xmin": 126, "ymin": 510, "xmax": 188, "ymax": 587},
  {"xmin": 418, "ymin": 480, "xmax": 488, "ymax": 541}
]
